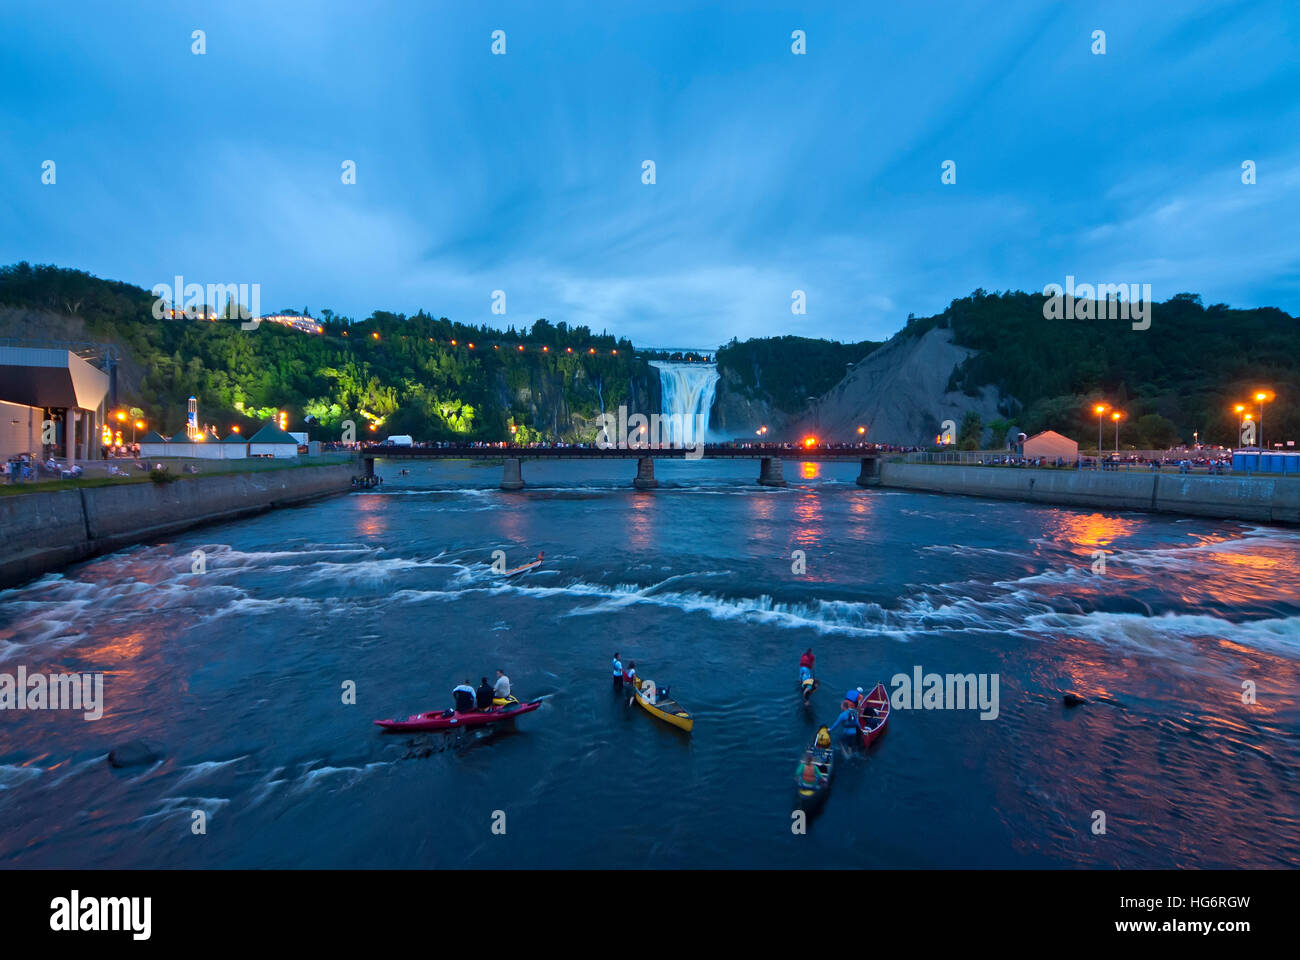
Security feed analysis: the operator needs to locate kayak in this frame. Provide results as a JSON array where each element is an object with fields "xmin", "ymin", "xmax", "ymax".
[
  {"xmin": 631, "ymin": 678, "xmax": 693, "ymax": 732},
  {"xmin": 795, "ymin": 725, "xmax": 834, "ymax": 809},
  {"xmin": 856, "ymin": 682, "xmax": 890, "ymax": 748},
  {"xmin": 374, "ymin": 696, "xmax": 542, "ymax": 732},
  {"xmin": 502, "ymin": 552, "xmax": 544, "ymax": 577}
]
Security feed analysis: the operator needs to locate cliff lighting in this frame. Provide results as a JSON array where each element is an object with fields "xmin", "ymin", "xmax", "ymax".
[
  {"xmin": 542, "ymin": 346, "xmax": 549, "ymax": 352},
  {"xmin": 518, "ymin": 345, "xmax": 525, "ymax": 352},
  {"xmin": 611, "ymin": 349, "xmax": 617, "ymax": 355},
  {"xmin": 451, "ymin": 339, "xmax": 458, "ymax": 346},
  {"xmin": 566, "ymin": 347, "xmax": 573, "ymax": 354},
  {"xmin": 372, "ymin": 332, "xmax": 380, "ymax": 340},
  {"xmin": 368, "ymin": 423, "xmax": 377, "ymax": 431},
  {"xmin": 589, "ymin": 348, "xmax": 596, "ymax": 354},
  {"xmin": 857, "ymin": 426, "xmax": 865, "ymax": 435},
  {"xmin": 468, "ymin": 342, "xmax": 475, "ymax": 349}
]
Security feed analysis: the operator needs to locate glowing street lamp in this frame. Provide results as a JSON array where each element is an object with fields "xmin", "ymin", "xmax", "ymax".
[
  {"xmin": 1110, "ymin": 410, "xmax": 1122, "ymax": 454},
  {"xmin": 1254, "ymin": 391, "xmax": 1274, "ymax": 449},
  {"xmin": 1094, "ymin": 403, "xmax": 1109, "ymax": 466}
]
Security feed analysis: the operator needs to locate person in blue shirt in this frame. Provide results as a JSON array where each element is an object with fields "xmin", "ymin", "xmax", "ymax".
[
  {"xmin": 828, "ymin": 705, "xmax": 860, "ymax": 743},
  {"xmin": 612, "ymin": 653, "xmax": 624, "ymax": 692}
]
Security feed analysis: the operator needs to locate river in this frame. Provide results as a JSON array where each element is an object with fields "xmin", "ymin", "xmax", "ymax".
[{"xmin": 1, "ymin": 458, "xmax": 1297, "ymax": 867}]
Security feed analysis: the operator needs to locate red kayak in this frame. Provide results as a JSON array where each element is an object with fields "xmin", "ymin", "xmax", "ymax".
[
  {"xmin": 856, "ymin": 682, "xmax": 890, "ymax": 748},
  {"xmin": 374, "ymin": 696, "xmax": 542, "ymax": 732}
]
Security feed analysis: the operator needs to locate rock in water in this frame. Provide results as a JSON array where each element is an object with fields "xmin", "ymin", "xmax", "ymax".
[
  {"xmin": 1063, "ymin": 692, "xmax": 1088, "ymax": 706},
  {"xmin": 107, "ymin": 739, "xmax": 165, "ymax": 768}
]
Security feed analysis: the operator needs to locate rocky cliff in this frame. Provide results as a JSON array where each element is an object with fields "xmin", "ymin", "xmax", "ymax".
[{"xmin": 785, "ymin": 327, "xmax": 1009, "ymax": 445}]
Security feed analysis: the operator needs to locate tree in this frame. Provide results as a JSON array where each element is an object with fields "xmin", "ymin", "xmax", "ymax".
[
  {"xmin": 958, "ymin": 411, "xmax": 983, "ymax": 450},
  {"xmin": 987, "ymin": 416, "xmax": 1014, "ymax": 449},
  {"xmin": 1135, "ymin": 413, "xmax": 1179, "ymax": 450}
]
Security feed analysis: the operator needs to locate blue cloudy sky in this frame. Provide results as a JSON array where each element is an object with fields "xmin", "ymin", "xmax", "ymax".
[{"xmin": 2, "ymin": 0, "xmax": 1297, "ymax": 346}]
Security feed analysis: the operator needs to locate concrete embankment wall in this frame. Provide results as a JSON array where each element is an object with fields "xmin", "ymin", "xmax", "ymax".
[
  {"xmin": 0, "ymin": 463, "xmax": 356, "ymax": 589},
  {"xmin": 879, "ymin": 462, "xmax": 1300, "ymax": 526}
]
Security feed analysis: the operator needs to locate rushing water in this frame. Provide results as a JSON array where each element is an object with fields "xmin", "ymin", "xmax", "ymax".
[
  {"xmin": 650, "ymin": 361, "xmax": 720, "ymax": 443},
  {"xmin": 1, "ymin": 458, "xmax": 1298, "ymax": 868}
]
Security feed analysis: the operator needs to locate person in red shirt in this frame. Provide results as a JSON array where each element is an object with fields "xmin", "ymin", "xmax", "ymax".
[{"xmin": 798, "ymin": 649, "xmax": 817, "ymax": 702}]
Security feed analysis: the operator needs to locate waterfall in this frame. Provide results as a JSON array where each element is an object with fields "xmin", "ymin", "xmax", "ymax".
[{"xmin": 650, "ymin": 361, "xmax": 720, "ymax": 445}]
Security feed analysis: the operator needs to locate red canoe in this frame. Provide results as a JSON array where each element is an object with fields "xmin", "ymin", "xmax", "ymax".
[
  {"xmin": 374, "ymin": 697, "xmax": 542, "ymax": 732},
  {"xmin": 857, "ymin": 682, "xmax": 890, "ymax": 748}
]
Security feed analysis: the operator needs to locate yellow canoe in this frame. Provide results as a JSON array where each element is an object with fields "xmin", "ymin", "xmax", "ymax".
[{"xmin": 632, "ymin": 678, "xmax": 693, "ymax": 732}]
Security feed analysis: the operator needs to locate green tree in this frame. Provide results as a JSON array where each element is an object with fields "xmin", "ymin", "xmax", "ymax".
[
  {"xmin": 1135, "ymin": 413, "xmax": 1180, "ymax": 450},
  {"xmin": 986, "ymin": 416, "xmax": 1013, "ymax": 449},
  {"xmin": 958, "ymin": 411, "xmax": 984, "ymax": 450}
]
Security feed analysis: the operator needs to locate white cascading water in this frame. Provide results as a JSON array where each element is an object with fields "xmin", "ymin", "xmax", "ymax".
[{"xmin": 649, "ymin": 361, "xmax": 720, "ymax": 446}]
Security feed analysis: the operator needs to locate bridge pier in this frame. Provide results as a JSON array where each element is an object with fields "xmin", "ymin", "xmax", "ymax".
[
  {"xmin": 364, "ymin": 456, "xmax": 375, "ymax": 478},
  {"xmin": 500, "ymin": 458, "xmax": 524, "ymax": 491},
  {"xmin": 856, "ymin": 457, "xmax": 880, "ymax": 487},
  {"xmin": 757, "ymin": 457, "xmax": 786, "ymax": 487},
  {"xmin": 633, "ymin": 457, "xmax": 658, "ymax": 490}
]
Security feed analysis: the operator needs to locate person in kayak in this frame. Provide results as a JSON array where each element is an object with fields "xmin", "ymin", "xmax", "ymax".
[
  {"xmin": 475, "ymin": 677, "xmax": 495, "ymax": 711},
  {"xmin": 612, "ymin": 652, "xmax": 623, "ymax": 692},
  {"xmin": 452, "ymin": 681, "xmax": 476, "ymax": 713},
  {"xmin": 827, "ymin": 704, "xmax": 860, "ymax": 743},
  {"xmin": 493, "ymin": 669, "xmax": 512, "ymax": 702}
]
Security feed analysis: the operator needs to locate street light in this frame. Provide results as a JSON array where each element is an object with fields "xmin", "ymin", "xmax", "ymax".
[
  {"xmin": 1254, "ymin": 391, "xmax": 1274, "ymax": 450},
  {"xmin": 1094, "ymin": 403, "xmax": 1108, "ymax": 467}
]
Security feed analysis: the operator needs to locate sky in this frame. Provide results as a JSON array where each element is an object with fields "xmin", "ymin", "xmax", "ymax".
[{"xmin": 2, "ymin": 0, "xmax": 1298, "ymax": 347}]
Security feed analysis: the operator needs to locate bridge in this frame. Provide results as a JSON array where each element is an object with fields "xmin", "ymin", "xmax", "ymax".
[
  {"xmin": 633, "ymin": 346, "xmax": 717, "ymax": 361},
  {"xmin": 357, "ymin": 444, "xmax": 882, "ymax": 489}
]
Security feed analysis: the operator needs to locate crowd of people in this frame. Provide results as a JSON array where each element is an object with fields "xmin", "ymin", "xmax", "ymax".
[{"xmin": 2, "ymin": 455, "xmax": 85, "ymax": 484}]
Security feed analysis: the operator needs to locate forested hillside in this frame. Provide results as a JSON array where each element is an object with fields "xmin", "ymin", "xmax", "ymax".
[{"xmin": 901, "ymin": 290, "xmax": 1300, "ymax": 447}]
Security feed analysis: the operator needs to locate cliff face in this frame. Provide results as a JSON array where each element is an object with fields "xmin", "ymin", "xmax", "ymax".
[
  {"xmin": 788, "ymin": 327, "xmax": 1009, "ymax": 445},
  {"xmin": 496, "ymin": 361, "xmax": 659, "ymax": 439},
  {"xmin": 710, "ymin": 366, "xmax": 789, "ymax": 439}
]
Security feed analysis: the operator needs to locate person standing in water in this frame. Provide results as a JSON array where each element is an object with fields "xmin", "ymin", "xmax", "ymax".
[
  {"xmin": 612, "ymin": 652, "xmax": 623, "ymax": 692},
  {"xmin": 827, "ymin": 702, "xmax": 860, "ymax": 744},
  {"xmin": 624, "ymin": 661, "xmax": 638, "ymax": 706}
]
